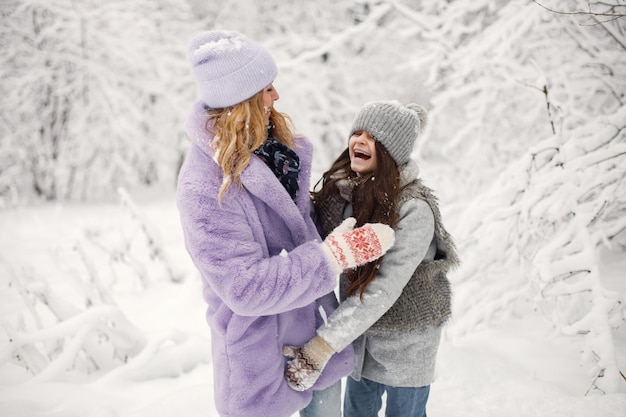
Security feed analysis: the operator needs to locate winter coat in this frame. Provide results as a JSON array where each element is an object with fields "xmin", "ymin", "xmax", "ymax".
[
  {"xmin": 316, "ymin": 163, "xmax": 457, "ymax": 387},
  {"xmin": 177, "ymin": 101, "xmax": 354, "ymax": 417}
]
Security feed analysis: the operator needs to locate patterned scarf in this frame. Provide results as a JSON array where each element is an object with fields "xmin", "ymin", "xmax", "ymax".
[{"xmin": 254, "ymin": 134, "xmax": 300, "ymax": 202}]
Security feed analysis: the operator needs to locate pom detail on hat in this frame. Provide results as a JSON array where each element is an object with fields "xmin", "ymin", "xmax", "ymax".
[
  {"xmin": 405, "ymin": 103, "xmax": 428, "ymax": 130},
  {"xmin": 187, "ymin": 30, "xmax": 278, "ymax": 109},
  {"xmin": 350, "ymin": 101, "xmax": 428, "ymax": 166}
]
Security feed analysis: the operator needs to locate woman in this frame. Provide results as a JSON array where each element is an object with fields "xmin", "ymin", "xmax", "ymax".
[
  {"xmin": 284, "ymin": 101, "xmax": 460, "ymax": 417},
  {"xmin": 177, "ymin": 31, "xmax": 394, "ymax": 417}
]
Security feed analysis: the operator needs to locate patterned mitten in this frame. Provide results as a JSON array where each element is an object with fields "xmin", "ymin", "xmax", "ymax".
[
  {"xmin": 321, "ymin": 217, "xmax": 395, "ymax": 274},
  {"xmin": 283, "ymin": 335, "xmax": 335, "ymax": 391}
]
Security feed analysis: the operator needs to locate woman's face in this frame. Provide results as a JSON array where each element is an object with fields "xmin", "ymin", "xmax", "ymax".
[
  {"xmin": 262, "ymin": 83, "xmax": 279, "ymax": 126},
  {"xmin": 349, "ymin": 130, "xmax": 378, "ymax": 174}
]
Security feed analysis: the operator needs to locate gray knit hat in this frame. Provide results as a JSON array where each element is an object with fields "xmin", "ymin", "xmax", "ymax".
[
  {"xmin": 187, "ymin": 30, "xmax": 278, "ymax": 108},
  {"xmin": 350, "ymin": 101, "xmax": 428, "ymax": 166}
]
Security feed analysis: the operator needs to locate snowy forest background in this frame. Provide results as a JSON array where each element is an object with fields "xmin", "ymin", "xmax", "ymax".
[{"xmin": 1, "ymin": 0, "xmax": 625, "ymax": 416}]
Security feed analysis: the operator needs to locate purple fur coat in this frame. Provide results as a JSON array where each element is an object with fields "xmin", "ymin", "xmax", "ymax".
[{"xmin": 177, "ymin": 102, "xmax": 354, "ymax": 417}]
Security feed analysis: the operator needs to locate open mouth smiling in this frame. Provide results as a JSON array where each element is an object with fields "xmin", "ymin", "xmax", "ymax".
[{"xmin": 354, "ymin": 150, "xmax": 371, "ymax": 160}]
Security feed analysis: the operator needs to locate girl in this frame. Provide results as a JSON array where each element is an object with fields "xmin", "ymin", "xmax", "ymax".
[
  {"xmin": 284, "ymin": 101, "xmax": 460, "ymax": 417},
  {"xmin": 177, "ymin": 31, "xmax": 395, "ymax": 417}
]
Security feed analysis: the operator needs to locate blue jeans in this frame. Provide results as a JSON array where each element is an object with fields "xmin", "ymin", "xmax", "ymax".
[
  {"xmin": 299, "ymin": 381, "xmax": 341, "ymax": 417},
  {"xmin": 344, "ymin": 376, "xmax": 430, "ymax": 417}
]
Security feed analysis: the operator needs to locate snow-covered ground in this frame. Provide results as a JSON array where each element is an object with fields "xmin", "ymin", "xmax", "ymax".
[{"xmin": 0, "ymin": 190, "xmax": 624, "ymax": 416}]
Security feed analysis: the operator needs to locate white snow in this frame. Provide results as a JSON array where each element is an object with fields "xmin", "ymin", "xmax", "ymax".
[
  {"xmin": 191, "ymin": 34, "xmax": 246, "ymax": 59},
  {"xmin": 0, "ymin": 190, "xmax": 624, "ymax": 416}
]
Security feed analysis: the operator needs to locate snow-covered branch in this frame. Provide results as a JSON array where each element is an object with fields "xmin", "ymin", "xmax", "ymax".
[
  {"xmin": 0, "ymin": 0, "xmax": 196, "ymax": 204},
  {"xmin": 448, "ymin": 105, "xmax": 626, "ymax": 394},
  {"xmin": 2, "ymin": 269, "xmax": 146, "ymax": 380}
]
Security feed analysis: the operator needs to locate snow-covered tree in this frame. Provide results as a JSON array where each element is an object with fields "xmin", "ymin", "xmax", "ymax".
[
  {"xmin": 406, "ymin": 0, "xmax": 626, "ymax": 394},
  {"xmin": 0, "ymin": 0, "xmax": 196, "ymax": 203}
]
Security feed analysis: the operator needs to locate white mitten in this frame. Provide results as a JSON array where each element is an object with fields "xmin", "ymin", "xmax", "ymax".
[
  {"xmin": 329, "ymin": 216, "xmax": 357, "ymax": 235},
  {"xmin": 321, "ymin": 217, "xmax": 395, "ymax": 274}
]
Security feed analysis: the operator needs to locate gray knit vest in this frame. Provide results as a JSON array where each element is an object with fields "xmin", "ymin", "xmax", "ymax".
[{"xmin": 316, "ymin": 177, "xmax": 460, "ymax": 335}]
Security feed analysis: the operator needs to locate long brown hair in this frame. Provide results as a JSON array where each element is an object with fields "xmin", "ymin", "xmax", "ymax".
[
  {"xmin": 206, "ymin": 90, "xmax": 295, "ymax": 200},
  {"xmin": 312, "ymin": 141, "xmax": 401, "ymax": 299}
]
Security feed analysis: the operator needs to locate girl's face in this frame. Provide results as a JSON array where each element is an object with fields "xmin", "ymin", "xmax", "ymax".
[
  {"xmin": 262, "ymin": 83, "xmax": 279, "ymax": 126},
  {"xmin": 349, "ymin": 130, "xmax": 378, "ymax": 174}
]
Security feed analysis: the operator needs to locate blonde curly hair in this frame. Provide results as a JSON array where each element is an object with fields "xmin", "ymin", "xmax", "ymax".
[{"xmin": 206, "ymin": 90, "xmax": 296, "ymax": 201}]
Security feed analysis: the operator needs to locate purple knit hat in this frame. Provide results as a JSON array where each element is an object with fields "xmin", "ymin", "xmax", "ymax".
[{"xmin": 187, "ymin": 30, "xmax": 278, "ymax": 109}]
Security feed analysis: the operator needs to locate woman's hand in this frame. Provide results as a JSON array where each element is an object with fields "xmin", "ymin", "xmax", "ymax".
[{"xmin": 321, "ymin": 217, "xmax": 395, "ymax": 274}]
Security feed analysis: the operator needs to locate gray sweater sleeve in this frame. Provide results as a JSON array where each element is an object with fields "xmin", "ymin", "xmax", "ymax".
[{"xmin": 317, "ymin": 197, "xmax": 435, "ymax": 352}]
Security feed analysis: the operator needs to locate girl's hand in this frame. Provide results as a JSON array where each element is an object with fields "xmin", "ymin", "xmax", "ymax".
[{"xmin": 283, "ymin": 335, "xmax": 335, "ymax": 391}]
